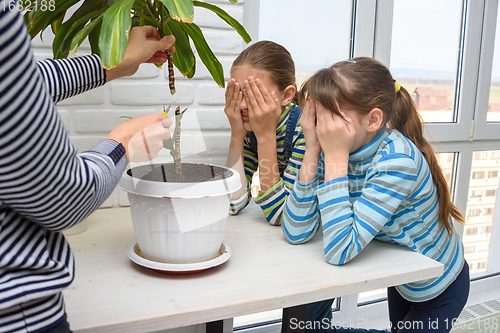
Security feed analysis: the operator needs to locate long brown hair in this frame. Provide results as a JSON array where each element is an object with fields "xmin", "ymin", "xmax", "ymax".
[
  {"xmin": 232, "ymin": 40, "xmax": 297, "ymax": 101},
  {"xmin": 299, "ymin": 57, "xmax": 464, "ymax": 234}
]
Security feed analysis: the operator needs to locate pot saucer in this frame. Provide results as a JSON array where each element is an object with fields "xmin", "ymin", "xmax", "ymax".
[{"xmin": 127, "ymin": 242, "xmax": 231, "ymax": 275}]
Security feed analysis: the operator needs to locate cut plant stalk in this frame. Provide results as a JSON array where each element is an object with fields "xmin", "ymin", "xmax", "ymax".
[
  {"xmin": 174, "ymin": 106, "xmax": 182, "ymax": 175},
  {"xmin": 167, "ymin": 50, "xmax": 175, "ymax": 95},
  {"xmin": 162, "ymin": 105, "xmax": 187, "ymax": 176}
]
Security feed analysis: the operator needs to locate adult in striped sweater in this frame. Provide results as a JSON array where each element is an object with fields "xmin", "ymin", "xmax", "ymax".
[
  {"xmin": 223, "ymin": 41, "xmax": 335, "ymax": 330},
  {"xmin": 282, "ymin": 57, "xmax": 469, "ymax": 333},
  {"xmin": 0, "ymin": 1, "xmax": 175, "ymax": 332}
]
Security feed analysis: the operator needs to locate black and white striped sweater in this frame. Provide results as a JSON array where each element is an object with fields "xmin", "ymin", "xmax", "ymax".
[{"xmin": 0, "ymin": 2, "xmax": 127, "ymax": 332}]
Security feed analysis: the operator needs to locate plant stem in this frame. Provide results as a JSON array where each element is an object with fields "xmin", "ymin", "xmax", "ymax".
[
  {"xmin": 139, "ymin": 0, "xmax": 158, "ymax": 26},
  {"xmin": 132, "ymin": 9, "xmax": 159, "ymax": 28},
  {"xmin": 174, "ymin": 106, "xmax": 182, "ymax": 175}
]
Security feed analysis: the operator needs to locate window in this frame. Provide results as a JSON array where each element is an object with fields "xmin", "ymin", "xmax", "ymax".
[
  {"xmin": 470, "ymin": 189, "xmax": 483, "ymax": 198},
  {"xmin": 472, "ymin": 171, "xmax": 485, "ymax": 179},
  {"xmin": 245, "ymin": 0, "xmax": 500, "ymax": 326},
  {"xmin": 467, "ymin": 209, "xmax": 481, "ymax": 217},
  {"xmin": 465, "ymin": 151, "xmax": 500, "ymax": 276},
  {"xmin": 487, "ymin": 2, "xmax": 500, "ymax": 123},
  {"xmin": 484, "ymin": 208, "xmax": 494, "ymax": 215},
  {"xmin": 466, "ymin": 227, "xmax": 479, "ymax": 236},
  {"xmin": 480, "ymin": 225, "xmax": 493, "ymax": 234},
  {"xmin": 240, "ymin": 1, "xmax": 352, "ymax": 327},
  {"xmin": 258, "ymin": 0, "xmax": 352, "ymax": 87},
  {"xmin": 465, "ymin": 246, "xmax": 476, "ymax": 254},
  {"xmin": 486, "ymin": 189, "xmax": 497, "ymax": 197},
  {"xmin": 474, "ymin": 152, "xmax": 488, "ymax": 160},
  {"xmin": 478, "ymin": 243, "xmax": 490, "ymax": 252},
  {"xmin": 390, "ymin": 0, "xmax": 463, "ymax": 123}
]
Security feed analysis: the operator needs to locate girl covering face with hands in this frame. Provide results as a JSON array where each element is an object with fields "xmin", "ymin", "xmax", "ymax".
[
  {"xmin": 224, "ymin": 41, "xmax": 335, "ymax": 329},
  {"xmin": 282, "ymin": 57, "xmax": 469, "ymax": 333},
  {"xmin": 224, "ymin": 40, "xmax": 300, "ymax": 225}
]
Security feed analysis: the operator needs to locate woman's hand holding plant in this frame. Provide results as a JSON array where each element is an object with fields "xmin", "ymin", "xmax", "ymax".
[{"xmin": 106, "ymin": 26, "xmax": 176, "ymax": 82}]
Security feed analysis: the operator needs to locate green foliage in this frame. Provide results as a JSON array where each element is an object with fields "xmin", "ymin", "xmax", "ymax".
[{"xmin": 24, "ymin": 0, "xmax": 250, "ymax": 87}]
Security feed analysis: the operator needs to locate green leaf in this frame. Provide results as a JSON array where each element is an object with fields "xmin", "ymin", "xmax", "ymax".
[
  {"xmin": 53, "ymin": 1, "xmax": 106, "ymax": 59},
  {"xmin": 166, "ymin": 20, "xmax": 195, "ymax": 77},
  {"xmin": 179, "ymin": 22, "xmax": 225, "ymax": 87},
  {"xmin": 99, "ymin": 0, "xmax": 135, "ymax": 69},
  {"xmin": 192, "ymin": 1, "xmax": 250, "ymax": 43},
  {"xmin": 88, "ymin": 20, "xmax": 102, "ymax": 54},
  {"xmin": 157, "ymin": 0, "xmax": 194, "ymax": 23},
  {"xmin": 25, "ymin": 0, "xmax": 81, "ymax": 39},
  {"xmin": 51, "ymin": 13, "xmax": 65, "ymax": 35},
  {"xmin": 163, "ymin": 138, "xmax": 174, "ymax": 150},
  {"xmin": 228, "ymin": 0, "xmax": 238, "ymax": 4},
  {"xmin": 70, "ymin": 15, "xmax": 104, "ymax": 53}
]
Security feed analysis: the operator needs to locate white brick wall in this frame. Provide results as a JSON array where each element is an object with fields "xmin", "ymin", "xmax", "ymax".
[{"xmin": 31, "ymin": 0, "xmax": 246, "ymax": 209}]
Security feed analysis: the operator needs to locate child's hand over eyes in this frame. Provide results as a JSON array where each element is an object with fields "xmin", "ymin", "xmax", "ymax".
[
  {"xmin": 243, "ymin": 76, "xmax": 281, "ymax": 140},
  {"xmin": 224, "ymin": 79, "xmax": 245, "ymax": 139},
  {"xmin": 315, "ymin": 103, "xmax": 355, "ymax": 161},
  {"xmin": 300, "ymin": 98, "xmax": 321, "ymax": 156}
]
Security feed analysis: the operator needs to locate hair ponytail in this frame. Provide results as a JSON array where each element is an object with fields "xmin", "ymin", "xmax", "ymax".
[{"xmin": 390, "ymin": 87, "xmax": 465, "ymax": 234}]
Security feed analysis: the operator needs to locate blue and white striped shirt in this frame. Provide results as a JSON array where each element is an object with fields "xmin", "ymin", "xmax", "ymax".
[
  {"xmin": 0, "ymin": 2, "xmax": 127, "ymax": 332},
  {"xmin": 282, "ymin": 127, "xmax": 464, "ymax": 302},
  {"xmin": 229, "ymin": 104, "xmax": 306, "ymax": 226}
]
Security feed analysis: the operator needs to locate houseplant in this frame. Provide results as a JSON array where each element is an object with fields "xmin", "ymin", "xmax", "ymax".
[
  {"xmin": 23, "ymin": 0, "xmax": 250, "ymax": 264},
  {"xmin": 23, "ymin": 0, "xmax": 251, "ymax": 88}
]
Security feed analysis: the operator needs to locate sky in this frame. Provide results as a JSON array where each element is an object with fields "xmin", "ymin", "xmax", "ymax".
[{"xmin": 258, "ymin": 0, "xmax": 351, "ymax": 76}]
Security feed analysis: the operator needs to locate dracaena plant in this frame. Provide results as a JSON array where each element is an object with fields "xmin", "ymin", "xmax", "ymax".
[{"xmin": 23, "ymin": 0, "xmax": 251, "ymax": 88}]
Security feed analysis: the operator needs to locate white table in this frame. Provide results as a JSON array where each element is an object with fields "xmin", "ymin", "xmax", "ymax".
[{"xmin": 63, "ymin": 202, "xmax": 443, "ymax": 333}]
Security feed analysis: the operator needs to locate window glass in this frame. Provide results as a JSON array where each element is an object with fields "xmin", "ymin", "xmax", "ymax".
[
  {"xmin": 236, "ymin": 2, "xmax": 352, "ymax": 326},
  {"xmin": 487, "ymin": 3, "xmax": 500, "ymax": 122},
  {"xmin": 390, "ymin": 0, "xmax": 463, "ymax": 123},
  {"xmin": 258, "ymin": 0, "xmax": 352, "ymax": 87},
  {"xmin": 464, "ymin": 150, "xmax": 500, "ymax": 276}
]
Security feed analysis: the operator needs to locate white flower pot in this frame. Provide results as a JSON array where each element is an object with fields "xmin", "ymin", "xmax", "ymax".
[{"xmin": 119, "ymin": 163, "xmax": 240, "ymax": 264}]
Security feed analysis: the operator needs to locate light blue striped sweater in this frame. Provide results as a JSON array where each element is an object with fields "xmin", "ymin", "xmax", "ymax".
[{"xmin": 282, "ymin": 127, "xmax": 464, "ymax": 302}]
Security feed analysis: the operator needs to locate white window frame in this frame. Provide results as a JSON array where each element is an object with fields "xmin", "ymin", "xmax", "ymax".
[
  {"xmin": 473, "ymin": 0, "xmax": 500, "ymax": 139},
  {"xmin": 238, "ymin": 0, "xmax": 500, "ymax": 330}
]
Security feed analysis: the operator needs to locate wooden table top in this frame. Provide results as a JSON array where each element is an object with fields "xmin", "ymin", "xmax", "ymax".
[{"xmin": 63, "ymin": 203, "xmax": 443, "ymax": 333}]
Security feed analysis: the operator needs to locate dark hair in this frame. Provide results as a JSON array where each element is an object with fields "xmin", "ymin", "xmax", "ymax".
[
  {"xmin": 299, "ymin": 57, "xmax": 464, "ymax": 234},
  {"xmin": 232, "ymin": 40, "xmax": 297, "ymax": 101}
]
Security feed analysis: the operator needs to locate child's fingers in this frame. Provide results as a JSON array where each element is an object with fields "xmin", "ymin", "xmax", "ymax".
[
  {"xmin": 246, "ymin": 77, "xmax": 265, "ymax": 109},
  {"xmin": 237, "ymin": 90, "xmax": 243, "ymax": 106},
  {"xmin": 339, "ymin": 111, "xmax": 355, "ymax": 133},
  {"xmin": 339, "ymin": 110, "xmax": 352, "ymax": 124},
  {"xmin": 254, "ymin": 78, "xmax": 275, "ymax": 106},
  {"xmin": 225, "ymin": 79, "xmax": 235, "ymax": 100},
  {"xmin": 243, "ymin": 84, "xmax": 255, "ymax": 114}
]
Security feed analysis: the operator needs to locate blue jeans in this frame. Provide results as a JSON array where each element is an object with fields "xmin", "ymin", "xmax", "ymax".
[
  {"xmin": 387, "ymin": 261, "xmax": 470, "ymax": 333},
  {"xmin": 304, "ymin": 261, "xmax": 469, "ymax": 333},
  {"xmin": 42, "ymin": 316, "xmax": 72, "ymax": 333},
  {"xmin": 305, "ymin": 299, "xmax": 389, "ymax": 333}
]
